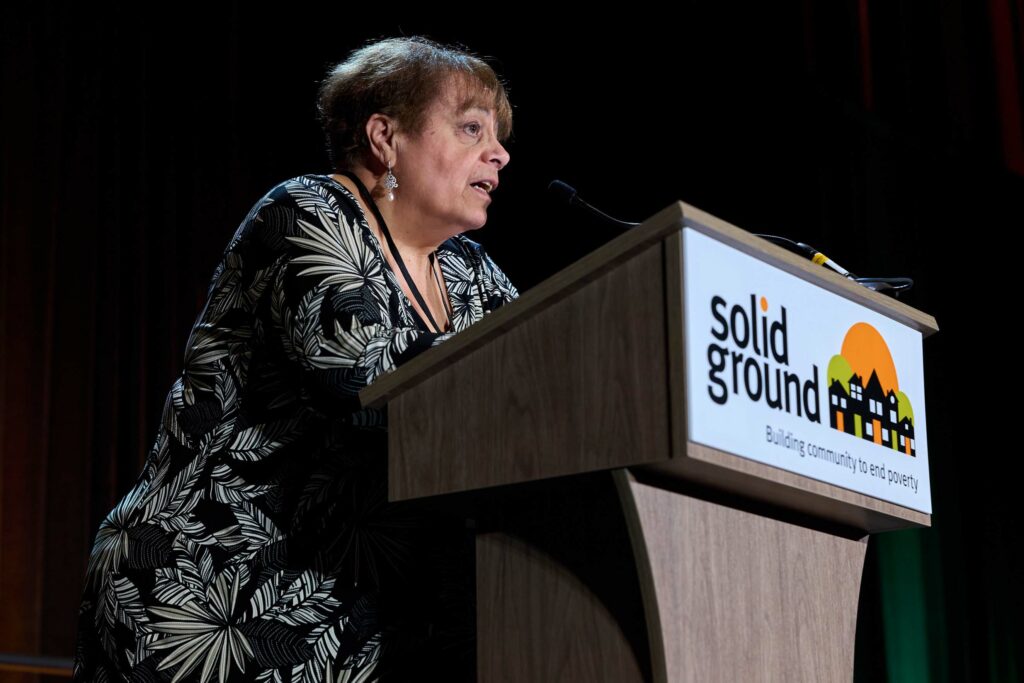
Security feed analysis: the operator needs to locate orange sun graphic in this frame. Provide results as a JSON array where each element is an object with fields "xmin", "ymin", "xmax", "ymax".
[{"xmin": 840, "ymin": 323, "xmax": 898, "ymax": 393}]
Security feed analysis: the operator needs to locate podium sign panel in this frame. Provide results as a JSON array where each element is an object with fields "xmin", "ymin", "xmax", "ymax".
[{"xmin": 683, "ymin": 226, "xmax": 932, "ymax": 513}]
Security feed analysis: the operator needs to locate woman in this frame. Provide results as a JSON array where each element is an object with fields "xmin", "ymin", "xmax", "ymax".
[{"xmin": 73, "ymin": 36, "xmax": 516, "ymax": 682}]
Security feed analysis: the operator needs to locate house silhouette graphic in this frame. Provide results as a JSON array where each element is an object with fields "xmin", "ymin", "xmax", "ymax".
[{"xmin": 828, "ymin": 368, "xmax": 916, "ymax": 456}]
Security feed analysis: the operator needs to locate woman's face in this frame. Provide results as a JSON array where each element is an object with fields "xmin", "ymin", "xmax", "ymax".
[{"xmin": 391, "ymin": 83, "xmax": 510, "ymax": 235}]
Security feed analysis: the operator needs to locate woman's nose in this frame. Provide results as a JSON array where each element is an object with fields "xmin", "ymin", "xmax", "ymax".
[{"xmin": 491, "ymin": 141, "xmax": 510, "ymax": 170}]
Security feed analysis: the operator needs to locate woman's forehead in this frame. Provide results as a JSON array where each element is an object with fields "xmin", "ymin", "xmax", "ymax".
[
  {"xmin": 439, "ymin": 78, "xmax": 497, "ymax": 115},
  {"xmin": 428, "ymin": 74, "xmax": 510, "ymax": 140}
]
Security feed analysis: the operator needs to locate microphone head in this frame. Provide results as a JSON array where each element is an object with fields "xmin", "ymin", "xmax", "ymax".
[{"xmin": 547, "ymin": 179, "xmax": 578, "ymax": 205}]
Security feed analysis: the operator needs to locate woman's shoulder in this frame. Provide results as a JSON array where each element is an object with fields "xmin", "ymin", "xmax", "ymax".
[
  {"xmin": 243, "ymin": 174, "xmax": 367, "ymax": 240},
  {"xmin": 262, "ymin": 174, "xmax": 364, "ymax": 219},
  {"xmin": 223, "ymin": 174, "xmax": 367, "ymax": 259}
]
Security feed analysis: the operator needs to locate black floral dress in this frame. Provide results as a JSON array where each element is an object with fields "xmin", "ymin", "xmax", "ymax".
[{"xmin": 73, "ymin": 174, "xmax": 518, "ymax": 682}]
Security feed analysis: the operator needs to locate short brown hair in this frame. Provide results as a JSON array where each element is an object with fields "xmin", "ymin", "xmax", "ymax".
[{"xmin": 317, "ymin": 36, "xmax": 514, "ymax": 172}]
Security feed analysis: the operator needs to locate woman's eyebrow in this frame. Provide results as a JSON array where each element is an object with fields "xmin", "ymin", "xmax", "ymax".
[{"xmin": 457, "ymin": 103, "xmax": 494, "ymax": 116}]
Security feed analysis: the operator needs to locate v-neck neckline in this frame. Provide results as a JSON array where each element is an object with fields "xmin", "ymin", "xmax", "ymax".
[{"xmin": 314, "ymin": 173, "xmax": 455, "ymax": 333}]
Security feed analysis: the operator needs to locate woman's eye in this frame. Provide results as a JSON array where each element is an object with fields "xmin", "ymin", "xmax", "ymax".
[{"xmin": 464, "ymin": 122, "xmax": 482, "ymax": 136}]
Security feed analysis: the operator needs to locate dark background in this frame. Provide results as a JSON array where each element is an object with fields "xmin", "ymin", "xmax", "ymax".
[{"xmin": 2, "ymin": 2, "xmax": 1021, "ymax": 680}]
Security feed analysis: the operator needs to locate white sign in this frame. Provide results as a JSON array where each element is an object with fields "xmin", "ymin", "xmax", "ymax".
[{"xmin": 684, "ymin": 227, "xmax": 932, "ymax": 513}]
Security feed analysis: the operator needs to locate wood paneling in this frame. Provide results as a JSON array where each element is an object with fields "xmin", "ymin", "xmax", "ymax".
[
  {"xmin": 475, "ymin": 473, "xmax": 650, "ymax": 682},
  {"xmin": 616, "ymin": 471, "xmax": 868, "ymax": 682}
]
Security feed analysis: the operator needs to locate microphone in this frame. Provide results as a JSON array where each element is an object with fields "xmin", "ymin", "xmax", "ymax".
[{"xmin": 547, "ymin": 179, "xmax": 639, "ymax": 230}]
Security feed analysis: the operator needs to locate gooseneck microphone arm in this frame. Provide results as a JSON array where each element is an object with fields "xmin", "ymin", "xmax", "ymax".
[{"xmin": 547, "ymin": 179, "xmax": 640, "ymax": 230}]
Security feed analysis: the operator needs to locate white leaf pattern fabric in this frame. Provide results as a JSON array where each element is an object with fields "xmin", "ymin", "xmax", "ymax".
[{"xmin": 74, "ymin": 174, "xmax": 518, "ymax": 682}]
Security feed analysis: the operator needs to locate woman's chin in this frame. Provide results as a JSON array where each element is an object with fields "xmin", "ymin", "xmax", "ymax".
[{"xmin": 463, "ymin": 216, "xmax": 488, "ymax": 232}]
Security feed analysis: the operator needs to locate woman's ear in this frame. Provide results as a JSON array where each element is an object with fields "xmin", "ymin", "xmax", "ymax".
[{"xmin": 365, "ymin": 113, "xmax": 400, "ymax": 169}]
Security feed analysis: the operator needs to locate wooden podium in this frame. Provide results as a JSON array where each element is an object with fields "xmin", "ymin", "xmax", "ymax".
[{"xmin": 360, "ymin": 202, "xmax": 937, "ymax": 682}]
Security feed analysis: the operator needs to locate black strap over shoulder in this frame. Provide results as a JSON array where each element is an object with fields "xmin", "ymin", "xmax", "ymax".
[{"xmin": 334, "ymin": 171, "xmax": 453, "ymax": 333}]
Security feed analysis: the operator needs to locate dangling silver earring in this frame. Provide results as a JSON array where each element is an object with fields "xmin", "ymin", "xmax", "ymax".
[{"xmin": 383, "ymin": 160, "xmax": 398, "ymax": 201}]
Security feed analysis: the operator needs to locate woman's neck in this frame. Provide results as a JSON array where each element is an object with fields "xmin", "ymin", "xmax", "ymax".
[
  {"xmin": 331, "ymin": 170, "xmax": 446, "ymax": 264},
  {"xmin": 330, "ymin": 169, "xmax": 452, "ymax": 331}
]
